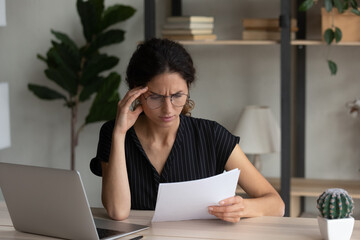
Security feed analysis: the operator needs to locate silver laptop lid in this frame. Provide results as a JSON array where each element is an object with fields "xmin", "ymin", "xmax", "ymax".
[{"xmin": 0, "ymin": 162, "xmax": 99, "ymax": 240}]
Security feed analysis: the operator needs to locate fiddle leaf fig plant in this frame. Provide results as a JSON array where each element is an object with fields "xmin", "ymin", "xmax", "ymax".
[
  {"xmin": 28, "ymin": 0, "xmax": 136, "ymax": 170},
  {"xmin": 299, "ymin": 0, "xmax": 360, "ymax": 75}
]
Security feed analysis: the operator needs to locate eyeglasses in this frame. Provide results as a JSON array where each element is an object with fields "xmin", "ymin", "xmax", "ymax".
[{"xmin": 144, "ymin": 92, "xmax": 189, "ymax": 109}]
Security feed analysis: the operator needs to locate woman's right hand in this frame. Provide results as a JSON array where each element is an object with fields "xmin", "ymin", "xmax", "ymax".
[{"xmin": 114, "ymin": 86, "xmax": 148, "ymax": 135}]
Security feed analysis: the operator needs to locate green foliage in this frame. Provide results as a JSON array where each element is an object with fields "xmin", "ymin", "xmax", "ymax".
[
  {"xmin": 328, "ymin": 60, "xmax": 338, "ymax": 75},
  {"xmin": 299, "ymin": 0, "xmax": 359, "ymax": 75},
  {"xmin": 28, "ymin": 0, "xmax": 136, "ymax": 126},
  {"xmin": 317, "ymin": 188, "xmax": 354, "ymax": 219}
]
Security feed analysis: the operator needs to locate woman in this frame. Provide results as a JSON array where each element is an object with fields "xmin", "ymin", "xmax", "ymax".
[{"xmin": 91, "ymin": 38, "xmax": 284, "ymax": 222}]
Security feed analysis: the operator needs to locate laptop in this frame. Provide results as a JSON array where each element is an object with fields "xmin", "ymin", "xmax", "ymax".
[{"xmin": 0, "ymin": 162, "xmax": 149, "ymax": 240}]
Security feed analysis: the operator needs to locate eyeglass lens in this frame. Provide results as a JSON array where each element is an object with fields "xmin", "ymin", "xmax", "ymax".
[{"xmin": 146, "ymin": 93, "xmax": 188, "ymax": 109}]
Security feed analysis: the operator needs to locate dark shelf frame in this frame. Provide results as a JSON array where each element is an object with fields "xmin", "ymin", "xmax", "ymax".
[{"xmin": 143, "ymin": 0, "xmax": 305, "ymax": 217}]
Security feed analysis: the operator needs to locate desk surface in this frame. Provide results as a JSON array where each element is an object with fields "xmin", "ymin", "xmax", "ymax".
[{"xmin": 1, "ymin": 202, "xmax": 360, "ymax": 240}]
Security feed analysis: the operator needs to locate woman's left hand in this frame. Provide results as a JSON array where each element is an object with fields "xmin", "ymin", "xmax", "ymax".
[{"xmin": 208, "ymin": 196, "xmax": 245, "ymax": 223}]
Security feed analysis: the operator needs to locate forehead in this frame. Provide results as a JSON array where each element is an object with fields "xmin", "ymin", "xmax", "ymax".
[{"xmin": 147, "ymin": 72, "xmax": 188, "ymax": 93}]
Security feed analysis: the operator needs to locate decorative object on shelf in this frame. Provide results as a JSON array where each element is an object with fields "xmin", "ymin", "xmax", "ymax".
[
  {"xmin": 299, "ymin": 0, "xmax": 360, "ymax": 75},
  {"xmin": 242, "ymin": 18, "xmax": 298, "ymax": 41},
  {"xmin": 0, "ymin": 82, "xmax": 11, "ymax": 150},
  {"xmin": 162, "ymin": 16, "xmax": 216, "ymax": 41},
  {"xmin": 317, "ymin": 188, "xmax": 355, "ymax": 240},
  {"xmin": 27, "ymin": 0, "xmax": 136, "ymax": 170},
  {"xmin": 346, "ymin": 98, "xmax": 360, "ymax": 118},
  {"xmin": 233, "ymin": 106, "xmax": 280, "ymax": 172},
  {"xmin": 0, "ymin": 0, "xmax": 6, "ymax": 27}
]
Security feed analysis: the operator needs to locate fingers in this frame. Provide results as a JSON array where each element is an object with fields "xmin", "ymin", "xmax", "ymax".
[
  {"xmin": 208, "ymin": 196, "xmax": 244, "ymax": 223},
  {"xmin": 118, "ymin": 86, "xmax": 148, "ymax": 113}
]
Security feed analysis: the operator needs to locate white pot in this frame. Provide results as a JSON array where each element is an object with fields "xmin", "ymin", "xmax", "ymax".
[{"xmin": 317, "ymin": 216, "xmax": 355, "ymax": 240}]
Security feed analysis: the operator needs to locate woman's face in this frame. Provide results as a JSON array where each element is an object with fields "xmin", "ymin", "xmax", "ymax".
[{"xmin": 140, "ymin": 72, "xmax": 188, "ymax": 128}]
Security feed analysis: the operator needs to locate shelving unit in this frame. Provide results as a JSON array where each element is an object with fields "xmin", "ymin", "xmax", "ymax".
[{"xmin": 144, "ymin": 0, "xmax": 293, "ymax": 217}]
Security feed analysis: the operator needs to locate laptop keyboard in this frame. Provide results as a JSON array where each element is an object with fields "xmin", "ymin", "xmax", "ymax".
[{"xmin": 97, "ymin": 227, "xmax": 124, "ymax": 239}]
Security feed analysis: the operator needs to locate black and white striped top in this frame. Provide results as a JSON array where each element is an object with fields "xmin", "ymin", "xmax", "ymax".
[{"xmin": 90, "ymin": 114, "xmax": 240, "ymax": 210}]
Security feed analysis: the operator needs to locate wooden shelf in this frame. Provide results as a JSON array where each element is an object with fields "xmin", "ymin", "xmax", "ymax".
[
  {"xmin": 293, "ymin": 40, "xmax": 360, "ymax": 46},
  {"xmin": 176, "ymin": 39, "xmax": 360, "ymax": 46},
  {"xmin": 178, "ymin": 40, "xmax": 279, "ymax": 45}
]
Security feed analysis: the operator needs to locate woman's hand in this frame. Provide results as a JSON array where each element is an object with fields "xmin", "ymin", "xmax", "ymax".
[
  {"xmin": 114, "ymin": 86, "xmax": 148, "ymax": 135},
  {"xmin": 208, "ymin": 196, "xmax": 245, "ymax": 223}
]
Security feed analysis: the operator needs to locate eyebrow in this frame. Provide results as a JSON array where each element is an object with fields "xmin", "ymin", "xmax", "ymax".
[{"xmin": 149, "ymin": 90, "xmax": 184, "ymax": 96}]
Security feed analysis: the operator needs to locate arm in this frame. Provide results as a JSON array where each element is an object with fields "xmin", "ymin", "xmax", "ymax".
[
  {"xmin": 208, "ymin": 144, "xmax": 285, "ymax": 222},
  {"xmin": 101, "ymin": 86, "xmax": 148, "ymax": 221}
]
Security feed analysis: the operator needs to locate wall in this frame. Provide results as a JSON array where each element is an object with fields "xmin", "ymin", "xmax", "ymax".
[{"xmin": 0, "ymin": 0, "xmax": 359, "ymax": 217}]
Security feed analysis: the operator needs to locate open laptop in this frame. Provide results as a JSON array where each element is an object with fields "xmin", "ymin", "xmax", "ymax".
[{"xmin": 0, "ymin": 162, "xmax": 149, "ymax": 240}]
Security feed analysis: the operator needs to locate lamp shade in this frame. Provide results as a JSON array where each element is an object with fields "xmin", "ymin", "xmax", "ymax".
[
  {"xmin": 0, "ymin": 0, "xmax": 6, "ymax": 27},
  {"xmin": 234, "ymin": 105, "xmax": 280, "ymax": 154},
  {"xmin": 0, "ymin": 82, "xmax": 11, "ymax": 150}
]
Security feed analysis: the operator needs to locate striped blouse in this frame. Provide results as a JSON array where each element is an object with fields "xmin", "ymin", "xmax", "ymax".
[{"xmin": 90, "ymin": 114, "xmax": 240, "ymax": 210}]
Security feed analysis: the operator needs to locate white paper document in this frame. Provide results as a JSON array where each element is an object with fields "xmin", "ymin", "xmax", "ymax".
[{"xmin": 152, "ymin": 168, "xmax": 240, "ymax": 222}]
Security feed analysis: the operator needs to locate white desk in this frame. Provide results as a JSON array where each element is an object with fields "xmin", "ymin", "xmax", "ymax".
[{"xmin": 1, "ymin": 202, "xmax": 360, "ymax": 240}]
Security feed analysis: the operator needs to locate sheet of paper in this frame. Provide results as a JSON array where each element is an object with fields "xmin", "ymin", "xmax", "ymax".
[{"xmin": 152, "ymin": 168, "xmax": 240, "ymax": 222}]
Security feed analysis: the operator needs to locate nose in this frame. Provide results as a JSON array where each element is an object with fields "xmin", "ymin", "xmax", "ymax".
[{"xmin": 162, "ymin": 96, "xmax": 173, "ymax": 111}]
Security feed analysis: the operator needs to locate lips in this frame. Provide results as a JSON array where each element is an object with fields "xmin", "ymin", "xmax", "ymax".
[{"xmin": 160, "ymin": 115, "xmax": 175, "ymax": 122}]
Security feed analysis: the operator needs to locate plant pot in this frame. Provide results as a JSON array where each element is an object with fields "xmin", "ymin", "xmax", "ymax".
[{"xmin": 317, "ymin": 216, "xmax": 354, "ymax": 240}]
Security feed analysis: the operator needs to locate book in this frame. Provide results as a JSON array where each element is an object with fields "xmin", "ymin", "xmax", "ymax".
[
  {"xmin": 162, "ymin": 34, "xmax": 217, "ymax": 41},
  {"xmin": 166, "ymin": 16, "xmax": 214, "ymax": 23},
  {"xmin": 163, "ymin": 22, "xmax": 214, "ymax": 30},
  {"xmin": 162, "ymin": 29, "xmax": 213, "ymax": 35},
  {"xmin": 242, "ymin": 18, "xmax": 297, "ymax": 29},
  {"xmin": 242, "ymin": 30, "xmax": 296, "ymax": 40}
]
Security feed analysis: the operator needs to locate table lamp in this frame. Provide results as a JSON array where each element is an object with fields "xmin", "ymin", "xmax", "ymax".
[
  {"xmin": 0, "ymin": 82, "xmax": 11, "ymax": 150},
  {"xmin": 0, "ymin": 0, "xmax": 6, "ymax": 27},
  {"xmin": 233, "ymin": 105, "xmax": 280, "ymax": 172}
]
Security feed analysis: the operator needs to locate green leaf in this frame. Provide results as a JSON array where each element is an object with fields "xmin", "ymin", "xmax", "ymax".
[
  {"xmin": 85, "ymin": 29, "xmax": 125, "ymax": 55},
  {"xmin": 299, "ymin": 0, "xmax": 315, "ymax": 11},
  {"xmin": 324, "ymin": 0, "xmax": 333, "ymax": 12},
  {"xmin": 328, "ymin": 60, "xmax": 337, "ymax": 75},
  {"xmin": 343, "ymin": 0, "xmax": 349, "ymax": 10},
  {"xmin": 334, "ymin": 0, "xmax": 344, "ymax": 13},
  {"xmin": 51, "ymin": 41, "xmax": 80, "ymax": 73},
  {"xmin": 77, "ymin": 0, "xmax": 98, "ymax": 42},
  {"xmin": 46, "ymin": 46, "xmax": 78, "ymax": 94},
  {"xmin": 324, "ymin": 28, "xmax": 334, "ymax": 44},
  {"xmin": 28, "ymin": 84, "xmax": 67, "ymax": 101},
  {"xmin": 51, "ymin": 30, "xmax": 80, "ymax": 59},
  {"xmin": 81, "ymin": 54, "xmax": 119, "ymax": 84},
  {"xmin": 101, "ymin": 5, "xmax": 136, "ymax": 31},
  {"xmin": 79, "ymin": 76, "xmax": 104, "ymax": 102},
  {"xmin": 350, "ymin": 0, "xmax": 358, "ymax": 9},
  {"xmin": 351, "ymin": 8, "xmax": 360, "ymax": 15},
  {"xmin": 85, "ymin": 72, "xmax": 121, "ymax": 124},
  {"xmin": 334, "ymin": 27, "xmax": 342, "ymax": 42},
  {"xmin": 44, "ymin": 67, "xmax": 77, "ymax": 95},
  {"xmin": 37, "ymin": 54, "xmax": 47, "ymax": 64}
]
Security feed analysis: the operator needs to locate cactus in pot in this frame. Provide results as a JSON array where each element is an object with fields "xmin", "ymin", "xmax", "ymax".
[{"xmin": 317, "ymin": 189, "xmax": 355, "ymax": 240}]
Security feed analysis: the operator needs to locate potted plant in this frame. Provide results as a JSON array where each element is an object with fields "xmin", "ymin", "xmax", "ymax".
[
  {"xmin": 299, "ymin": 0, "xmax": 360, "ymax": 75},
  {"xmin": 317, "ymin": 188, "xmax": 355, "ymax": 240},
  {"xmin": 28, "ymin": 0, "xmax": 136, "ymax": 170}
]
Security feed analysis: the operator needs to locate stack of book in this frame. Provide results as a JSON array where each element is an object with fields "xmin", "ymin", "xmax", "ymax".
[
  {"xmin": 162, "ymin": 16, "xmax": 216, "ymax": 41},
  {"xmin": 242, "ymin": 18, "xmax": 298, "ymax": 41}
]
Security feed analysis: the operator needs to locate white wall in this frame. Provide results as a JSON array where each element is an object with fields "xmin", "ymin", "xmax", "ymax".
[{"xmin": 0, "ymin": 0, "xmax": 359, "ymax": 217}]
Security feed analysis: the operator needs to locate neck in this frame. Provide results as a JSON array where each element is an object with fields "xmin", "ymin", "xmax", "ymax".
[{"xmin": 135, "ymin": 115, "xmax": 180, "ymax": 145}]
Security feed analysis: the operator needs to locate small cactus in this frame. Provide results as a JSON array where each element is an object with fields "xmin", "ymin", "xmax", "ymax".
[{"xmin": 317, "ymin": 188, "xmax": 354, "ymax": 219}]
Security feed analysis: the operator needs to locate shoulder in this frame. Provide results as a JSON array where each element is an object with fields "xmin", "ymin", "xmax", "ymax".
[{"xmin": 99, "ymin": 119, "xmax": 115, "ymax": 136}]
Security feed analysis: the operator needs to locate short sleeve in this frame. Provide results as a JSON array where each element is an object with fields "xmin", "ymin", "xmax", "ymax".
[
  {"xmin": 90, "ymin": 120, "xmax": 114, "ymax": 176},
  {"xmin": 213, "ymin": 122, "xmax": 240, "ymax": 172}
]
